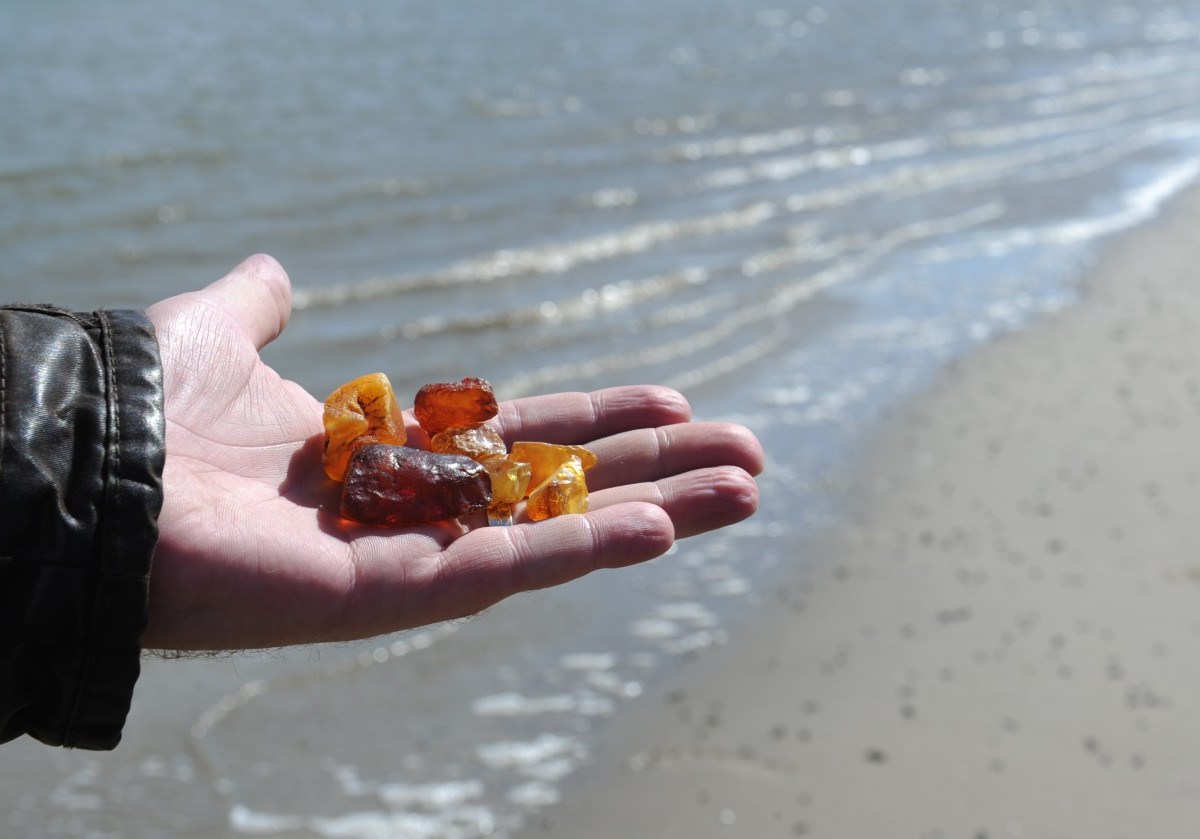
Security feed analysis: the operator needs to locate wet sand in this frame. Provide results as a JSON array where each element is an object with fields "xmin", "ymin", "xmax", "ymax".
[{"xmin": 517, "ymin": 186, "xmax": 1200, "ymax": 838}]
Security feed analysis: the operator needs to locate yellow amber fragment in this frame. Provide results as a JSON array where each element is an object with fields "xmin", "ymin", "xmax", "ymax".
[
  {"xmin": 484, "ymin": 455, "xmax": 533, "ymax": 526},
  {"xmin": 525, "ymin": 456, "xmax": 589, "ymax": 522},
  {"xmin": 509, "ymin": 441, "xmax": 597, "ymax": 489},
  {"xmin": 486, "ymin": 455, "xmax": 532, "ymax": 507},
  {"xmin": 322, "ymin": 373, "xmax": 407, "ymax": 481},
  {"xmin": 430, "ymin": 424, "xmax": 507, "ymax": 463}
]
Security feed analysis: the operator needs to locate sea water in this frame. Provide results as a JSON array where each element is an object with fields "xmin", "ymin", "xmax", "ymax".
[{"xmin": 3, "ymin": 0, "xmax": 1200, "ymax": 835}]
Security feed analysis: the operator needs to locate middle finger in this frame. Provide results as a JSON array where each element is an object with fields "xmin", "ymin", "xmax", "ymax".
[{"xmin": 585, "ymin": 421, "xmax": 764, "ymax": 491}]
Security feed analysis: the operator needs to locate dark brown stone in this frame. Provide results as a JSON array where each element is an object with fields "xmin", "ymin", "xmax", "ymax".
[{"xmin": 340, "ymin": 444, "xmax": 491, "ymax": 527}]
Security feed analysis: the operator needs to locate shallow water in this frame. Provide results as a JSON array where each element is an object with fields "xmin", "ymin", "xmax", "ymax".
[{"xmin": 3, "ymin": 0, "xmax": 1200, "ymax": 835}]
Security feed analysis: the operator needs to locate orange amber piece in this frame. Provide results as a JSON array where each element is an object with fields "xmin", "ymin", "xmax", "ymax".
[
  {"xmin": 526, "ymin": 456, "xmax": 589, "ymax": 521},
  {"xmin": 414, "ymin": 377, "xmax": 499, "ymax": 435},
  {"xmin": 340, "ymin": 444, "xmax": 491, "ymax": 527},
  {"xmin": 509, "ymin": 441, "xmax": 597, "ymax": 488},
  {"xmin": 430, "ymin": 424, "xmax": 507, "ymax": 463},
  {"xmin": 322, "ymin": 373, "xmax": 407, "ymax": 481}
]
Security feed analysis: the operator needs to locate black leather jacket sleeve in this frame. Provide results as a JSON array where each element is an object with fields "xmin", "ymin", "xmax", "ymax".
[{"xmin": 0, "ymin": 305, "xmax": 165, "ymax": 751}]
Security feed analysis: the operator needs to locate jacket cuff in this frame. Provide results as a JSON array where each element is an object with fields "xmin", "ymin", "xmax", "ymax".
[{"xmin": 0, "ymin": 306, "xmax": 165, "ymax": 750}]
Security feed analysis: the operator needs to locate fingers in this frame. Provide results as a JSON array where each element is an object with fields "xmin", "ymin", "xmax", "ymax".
[
  {"xmin": 418, "ymin": 502, "xmax": 676, "ymax": 622},
  {"xmin": 198, "ymin": 254, "xmax": 293, "ymax": 351},
  {"xmin": 493, "ymin": 386, "xmax": 692, "ymax": 445}
]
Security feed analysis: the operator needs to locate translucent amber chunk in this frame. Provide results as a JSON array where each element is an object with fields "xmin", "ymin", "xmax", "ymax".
[
  {"xmin": 486, "ymin": 456, "xmax": 533, "ymax": 506},
  {"xmin": 526, "ymin": 456, "xmax": 589, "ymax": 522},
  {"xmin": 430, "ymin": 424, "xmax": 507, "ymax": 463},
  {"xmin": 510, "ymin": 441, "xmax": 597, "ymax": 488},
  {"xmin": 340, "ymin": 444, "xmax": 491, "ymax": 527},
  {"xmin": 414, "ymin": 378, "xmax": 499, "ymax": 436},
  {"xmin": 484, "ymin": 455, "xmax": 532, "ymax": 525},
  {"xmin": 322, "ymin": 373, "xmax": 407, "ymax": 481}
]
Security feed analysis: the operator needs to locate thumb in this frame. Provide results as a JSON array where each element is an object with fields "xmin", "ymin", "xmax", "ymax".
[{"xmin": 192, "ymin": 254, "xmax": 294, "ymax": 351}]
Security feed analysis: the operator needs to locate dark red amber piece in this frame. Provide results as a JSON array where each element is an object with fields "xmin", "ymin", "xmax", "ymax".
[
  {"xmin": 413, "ymin": 377, "xmax": 499, "ymax": 435},
  {"xmin": 340, "ymin": 444, "xmax": 492, "ymax": 527}
]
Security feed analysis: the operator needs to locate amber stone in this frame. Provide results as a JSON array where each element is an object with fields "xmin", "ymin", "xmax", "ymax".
[
  {"xmin": 509, "ymin": 441, "xmax": 597, "ymax": 488},
  {"xmin": 414, "ymin": 377, "xmax": 499, "ymax": 435},
  {"xmin": 483, "ymin": 455, "xmax": 532, "ymax": 526},
  {"xmin": 525, "ymin": 456, "xmax": 589, "ymax": 522},
  {"xmin": 322, "ymin": 373, "xmax": 407, "ymax": 481},
  {"xmin": 340, "ymin": 444, "xmax": 491, "ymax": 527},
  {"xmin": 430, "ymin": 424, "xmax": 507, "ymax": 463}
]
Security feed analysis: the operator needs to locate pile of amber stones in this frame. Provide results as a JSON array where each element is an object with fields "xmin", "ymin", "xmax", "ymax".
[{"xmin": 322, "ymin": 374, "xmax": 594, "ymax": 527}]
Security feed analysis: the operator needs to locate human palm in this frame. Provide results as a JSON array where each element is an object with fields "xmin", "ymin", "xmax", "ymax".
[{"xmin": 143, "ymin": 256, "xmax": 762, "ymax": 651}]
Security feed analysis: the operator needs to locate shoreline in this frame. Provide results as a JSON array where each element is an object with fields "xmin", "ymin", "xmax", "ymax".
[{"xmin": 515, "ymin": 183, "xmax": 1200, "ymax": 838}]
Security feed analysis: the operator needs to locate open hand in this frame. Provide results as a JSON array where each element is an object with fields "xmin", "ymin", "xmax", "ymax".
[{"xmin": 143, "ymin": 255, "xmax": 763, "ymax": 650}]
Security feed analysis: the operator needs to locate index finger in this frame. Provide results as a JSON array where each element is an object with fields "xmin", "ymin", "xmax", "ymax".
[
  {"xmin": 492, "ymin": 385, "xmax": 692, "ymax": 446},
  {"xmin": 411, "ymin": 501, "xmax": 677, "ymax": 625}
]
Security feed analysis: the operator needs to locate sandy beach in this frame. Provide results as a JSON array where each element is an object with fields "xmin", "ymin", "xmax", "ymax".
[{"xmin": 517, "ymin": 187, "xmax": 1200, "ymax": 839}]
